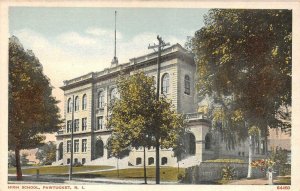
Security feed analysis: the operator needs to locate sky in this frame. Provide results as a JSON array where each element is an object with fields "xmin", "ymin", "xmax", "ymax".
[{"xmin": 9, "ymin": 7, "xmax": 208, "ymax": 141}]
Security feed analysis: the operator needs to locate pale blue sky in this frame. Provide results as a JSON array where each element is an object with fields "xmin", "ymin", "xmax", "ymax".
[{"xmin": 9, "ymin": 7, "xmax": 208, "ymax": 128}]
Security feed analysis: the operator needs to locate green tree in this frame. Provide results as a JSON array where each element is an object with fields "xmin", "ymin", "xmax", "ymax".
[
  {"xmin": 107, "ymin": 72, "xmax": 185, "ymax": 184},
  {"xmin": 191, "ymin": 9, "xmax": 291, "ymax": 132},
  {"xmin": 35, "ymin": 142, "xmax": 57, "ymax": 165},
  {"xmin": 9, "ymin": 36, "xmax": 61, "ymax": 180},
  {"xmin": 189, "ymin": 9, "xmax": 291, "ymax": 178}
]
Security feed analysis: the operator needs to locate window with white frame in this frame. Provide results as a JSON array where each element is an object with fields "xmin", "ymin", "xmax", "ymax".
[
  {"xmin": 82, "ymin": 118, "xmax": 87, "ymax": 131},
  {"xmin": 161, "ymin": 73, "xmax": 170, "ymax": 95},
  {"xmin": 184, "ymin": 75, "xmax": 191, "ymax": 95},
  {"xmin": 82, "ymin": 94, "xmax": 87, "ymax": 110},
  {"xmin": 82, "ymin": 139, "xmax": 87, "ymax": 152},
  {"xmin": 74, "ymin": 119, "xmax": 79, "ymax": 132},
  {"xmin": 98, "ymin": 91, "xmax": 104, "ymax": 108},
  {"xmin": 74, "ymin": 96, "xmax": 79, "ymax": 111},
  {"xmin": 67, "ymin": 140, "xmax": 71, "ymax": 153},
  {"xmin": 67, "ymin": 120, "xmax": 72, "ymax": 133},
  {"xmin": 67, "ymin": 98, "xmax": 72, "ymax": 113},
  {"xmin": 74, "ymin": 140, "xmax": 79, "ymax": 153},
  {"xmin": 96, "ymin": 116, "xmax": 103, "ymax": 130}
]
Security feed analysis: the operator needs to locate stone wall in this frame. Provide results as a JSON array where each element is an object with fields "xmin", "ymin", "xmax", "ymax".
[{"xmin": 183, "ymin": 162, "xmax": 265, "ymax": 184}]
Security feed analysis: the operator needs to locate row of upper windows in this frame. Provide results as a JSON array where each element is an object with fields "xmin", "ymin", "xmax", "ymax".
[
  {"xmin": 67, "ymin": 95, "xmax": 87, "ymax": 113},
  {"xmin": 66, "ymin": 118, "xmax": 87, "ymax": 132},
  {"xmin": 67, "ymin": 74, "xmax": 191, "ymax": 113},
  {"xmin": 67, "ymin": 139, "xmax": 87, "ymax": 153},
  {"xmin": 66, "ymin": 117, "xmax": 105, "ymax": 132}
]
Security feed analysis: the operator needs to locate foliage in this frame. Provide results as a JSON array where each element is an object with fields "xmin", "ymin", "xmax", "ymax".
[
  {"xmin": 35, "ymin": 142, "xmax": 56, "ymax": 165},
  {"xmin": 107, "ymin": 71, "xmax": 186, "ymax": 155},
  {"xmin": 270, "ymin": 147, "xmax": 290, "ymax": 175},
  {"xmin": 8, "ymin": 151, "xmax": 16, "ymax": 167},
  {"xmin": 9, "ymin": 36, "xmax": 62, "ymax": 180},
  {"xmin": 221, "ymin": 165, "xmax": 236, "ymax": 180},
  {"xmin": 189, "ymin": 9, "xmax": 292, "ymax": 136},
  {"xmin": 205, "ymin": 158, "xmax": 244, "ymax": 163},
  {"xmin": 251, "ymin": 159, "xmax": 275, "ymax": 173}
]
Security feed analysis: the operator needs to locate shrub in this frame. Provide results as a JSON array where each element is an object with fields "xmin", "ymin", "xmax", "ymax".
[
  {"xmin": 221, "ymin": 165, "xmax": 236, "ymax": 180},
  {"xmin": 177, "ymin": 173, "xmax": 184, "ymax": 182}
]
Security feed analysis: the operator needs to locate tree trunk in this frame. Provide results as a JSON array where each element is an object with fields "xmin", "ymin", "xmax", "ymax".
[
  {"xmin": 247, "ymin": 135, "xmax": 253, "ymax": 179},
  {"xmin": 155, "ymin": 139, "xmax": 160, "ymax": 184},
  {"xmin": 15, "ymin": 148, "xmax": 22, "ymax": 181},
  {"xmin": 117, "ymin": 157, "xmax": 119, "ymax": 178},
  {"xmin": 143, "ymin": 146, "xmax": 147, "ymax": 184}
]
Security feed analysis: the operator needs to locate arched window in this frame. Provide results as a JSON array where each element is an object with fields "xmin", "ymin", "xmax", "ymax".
[
  {"xmin": 82, "ymin": 94, "xmax": 87, "ymax": 110},
  {"xmin": 184, "ymin": 75, "xmax": 190, "ymax": 95},
  {"xmin": 184, "ymin": 133, "xmax": 196, "ymax": 155},
  {"xmin": 205, "ymin": 133, "xmax": 212, "ymax": 150},
  {"xmin": 136, "ymin": 157, "xmax": 142, "ymax": 165},
  {"xmin": 148, "ymin": 157, "xmax": 154, "ymax": 165},
  {"xmin": 67, "ymin": 98, "xmax": 72, "ymax": 113},
  {"xmin": 74, "ymin": 96, "xmax": 79, "ymax": 111},
  {"xmin": 95, "ymin": 140, "xmax": 104, "ymax": 159},
  {"xmin": 98, "ymin": 91, "xmax": 104, "ymax": 108},
  {"xmin": 110, "ymin": 88, "xmax": 118, "ymax": 104},
  {"xmin": 161, "ymin": 157, "xmax": 168, "ymax": 165},
  {"xmin": 161, "ymin": 73, "xmax": 170, "ymax": 95}
]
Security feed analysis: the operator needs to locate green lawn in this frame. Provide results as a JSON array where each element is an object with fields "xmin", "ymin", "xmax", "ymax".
[
  {"xmin": 274, "ymin": 176, "xmax": 291, "ymax": 185},
  {"xmin": 79, "ymin": 167, "xmax": 185, "ymax": 182},
  {"xmin": 8, "ymin": 165, "xmax": 113, "ymax": 175},
  {"xmin": 8, "ymin": 165, "xmax": 185, "ymax": 182}
]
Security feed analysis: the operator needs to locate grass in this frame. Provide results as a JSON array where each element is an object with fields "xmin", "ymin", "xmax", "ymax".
[
  {"xmin": 81, "ymin": 167, "xmax": 185, "ymax": 182},
  {"xmin": 274, "ymin": 176, "xmax": 291, "ymax": 185},
  {"xmin": 8, "ymin": 165, "xmax": 113, "ymax": 175},
  {"xmin": 8, "ymin": 165, "xmax": 185, "ymax": 182}
]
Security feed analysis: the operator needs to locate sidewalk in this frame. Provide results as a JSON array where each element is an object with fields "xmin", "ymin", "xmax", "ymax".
[
  {"xmin": 8, "ymin": 174, "xmax": 177, "ymax": 185},
  {"xmin": 227, "ymin": 178, "xmax": 268, "ymax": 185}
]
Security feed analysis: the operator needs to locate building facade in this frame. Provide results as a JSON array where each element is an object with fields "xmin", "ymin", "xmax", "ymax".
[{"xmin": 55, "ymin": 44, "xmax": 267, "ymax": 167}]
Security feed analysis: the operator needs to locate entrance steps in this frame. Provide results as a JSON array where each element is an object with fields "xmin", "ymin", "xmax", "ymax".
[{"xmin": 52, "ymin": 159, "xmax": 63, "ymax": 166}]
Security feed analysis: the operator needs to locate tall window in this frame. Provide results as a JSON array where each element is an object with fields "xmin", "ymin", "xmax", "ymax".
[
  {"xmin": 82, "ymin": 94, "xmax": 87, "ymax": 110},
  {"xmin": 67, "ymin": 140, "xmax": 71, "ymax": 153},
  {"xmin": 82, "ymin": 118, "xmax": 87, "ymax": 131},
  {"xmin": 98, "ymin": 91, "xmax": 104, "ymax": 108},
  {"xmin": 67, "ymin": 120, "xmax": 72, "ymax": 133},
  {"xmin": 161, "ymin": 73, "xmax": 170, "ymax": 95},
  {"xmin": 74, "ymin": 119, "xmax": 79, "ymax": 132},
  {"xmin": 184, "ymin": 75, "xmax": 191, "ymax": 95},
  {"xmin": 74, "ymin": 140, "xmax": 79, "ymax": 153},
  {"xmin": 67, "ymin": 98, "xmax": 72, "ymax": 113},
  {"xmin": 110, "ymin": 88, "xmax": 118, "ymax": 104},
  {"xmin": 96, "ymin": 116, "xmax": 103, "ymax": 130},
  {"xmin": 74, "ymin": 96, "xmax": 79, "ymax": 111},
  {"xmin": 82, "ymin": 139, "xmax": 87, "ymax": 152}
]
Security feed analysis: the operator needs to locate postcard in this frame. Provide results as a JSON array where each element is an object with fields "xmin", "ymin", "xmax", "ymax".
[{"xmin": 1, "ymin": 1, "xmax": 299, "ymax": 191}]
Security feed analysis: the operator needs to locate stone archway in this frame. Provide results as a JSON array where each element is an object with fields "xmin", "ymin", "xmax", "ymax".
[
  {"xmin": 185, "ymin": 132, "xmax": 196, "ymax": 155},
  {"xmin": 58, "ymin": 142, "xmax": 63, "ymax": 160},
  {"xmin": 95, "ymin": 140, "xmax": 104, "ymax": 158}
]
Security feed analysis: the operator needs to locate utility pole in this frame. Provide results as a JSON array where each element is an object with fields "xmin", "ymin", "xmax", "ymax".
[
  {"xmin": 148, "ymin": 35, "xmax": 170, "ymax": 184},
  {"xmin": 69, "ymin": 95, "xmax": 74, "ymax": 181}
]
